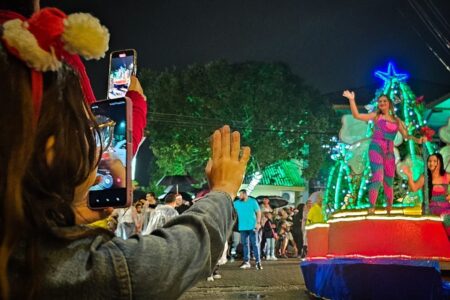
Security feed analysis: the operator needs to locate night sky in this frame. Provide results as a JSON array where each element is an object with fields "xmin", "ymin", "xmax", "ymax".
[{"xmin": 43, "ymin": 0, "xmax": 450, "ymax": 100}]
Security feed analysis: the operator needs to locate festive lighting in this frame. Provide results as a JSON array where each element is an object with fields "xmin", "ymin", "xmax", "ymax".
[
  {"xmin": 332, "ymin": 211, "xmax": 368, "ymax": 218},
  {"xmin": 305, "ymin": 223, "xmax": 330, "ymax": 230},
  {"xmin": 327, "ymin": 215, "xmax": 442, "ymax": 224},
  {"xmin": 374, "ymin": 62, "xmax": 409, "ymax": 83},
  {"xmin": 307, "ymin": 254, "xmax": 450, "ymax": 261},
  {"xmin": 323, "ymin": 62, "xmax": 435, "ymax": 220}
]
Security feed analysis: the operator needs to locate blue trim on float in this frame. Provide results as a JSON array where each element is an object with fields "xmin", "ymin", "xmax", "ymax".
[{"xmin": 300, "ymin": 258, "xmax": 444, "ymax": 300}]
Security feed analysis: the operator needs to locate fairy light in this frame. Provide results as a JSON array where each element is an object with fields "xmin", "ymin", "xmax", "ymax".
[
  {"xmin": 334, "ymin": 162, "xmax": 345, "ymax": 209},
  {"xmin": 344, "ymin": 165, "xmax": 354, "ymax": 195},
  {"xmin": 323, "ymin": 163, "xmax": 338, "ymax": 219},
  {"xmin": 357, "ymin": 164, "xmax": 370, "ymax": 207},
  {"xmin": 312, "ymin": 254, "xmax": 450, "ymax": 261},
  {"xmin": 305, "ymin": 223, "xmax": 329, "ymax": 230},
  {"xmin": 327, "ymin": 214, "xmax": 442, "ymax": 223},
  {"xmin": 400, "ymin": 83, "xmax": 418, "ymax": 162}
]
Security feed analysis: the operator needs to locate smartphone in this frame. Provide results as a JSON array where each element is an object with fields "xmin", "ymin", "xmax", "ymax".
[
  {"xmin": 89, "ymin": 98, "xmax": 133, "ymax": 209},
  {"xmin": 107, "ymin": 49, "xmax": 137, "ymax": 99}
]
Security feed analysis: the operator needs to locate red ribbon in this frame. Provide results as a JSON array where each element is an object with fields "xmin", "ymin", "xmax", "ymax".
[{"xmin": 31, "ymin": 70, "xmax": 43, "ymax": 124}]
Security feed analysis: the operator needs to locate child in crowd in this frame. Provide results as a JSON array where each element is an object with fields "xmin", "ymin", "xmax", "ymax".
[
  {"xmin": 263, "ymin": 212, "xmax": 278, "ymax": 260},
  {"xmin": 134, "ymin": 201, "xmax": 144, "ymax": 234}
]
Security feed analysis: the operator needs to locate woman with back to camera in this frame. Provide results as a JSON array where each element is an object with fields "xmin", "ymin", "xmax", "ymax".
[
  {"xmin": 343, "ymin": 90, "xmax": 425, "ymax": 214},
  {"xmin": 0, "ymin": 0, "xmax": 149, "ymax": 226},
  {"xmin": 0, "ymin": 0, "xmax": 148, "ymax": 156},
  {"xmin": 0, "ymin": 8, "xmax": 250, "ymax": 300}
]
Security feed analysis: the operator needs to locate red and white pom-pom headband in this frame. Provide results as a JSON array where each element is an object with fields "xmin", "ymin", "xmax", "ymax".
[{"xmin": 0, "ymin": 7, "xmax": 109, "ymax": 122}]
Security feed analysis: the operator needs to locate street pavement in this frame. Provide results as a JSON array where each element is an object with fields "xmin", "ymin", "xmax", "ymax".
[{"xmin": 180, "ymin": 258, "xmax": 312, "ymax": 300}]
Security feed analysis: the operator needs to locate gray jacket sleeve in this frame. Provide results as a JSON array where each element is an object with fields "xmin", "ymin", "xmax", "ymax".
[
  {"xmin": 110, "ymin": 191, "xmax": 234, "ymax": 299},
  {"xmin": 13, "ymin": 191, "xmax": 234, "ymax": 300}
]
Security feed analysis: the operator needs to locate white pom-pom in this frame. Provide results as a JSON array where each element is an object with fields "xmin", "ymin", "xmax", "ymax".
[
  {"xmin": 62, "ymin": 13, "xmax": 110, "ymax": 60},
  {"xmin": 3, "ymin": 19, "xmax": 61, "ymax": 71}
]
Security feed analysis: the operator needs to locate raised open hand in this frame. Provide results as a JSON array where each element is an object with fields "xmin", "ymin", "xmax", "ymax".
[
  {"xmin": 342, "ymin": 90, "xmax": 355, "ymax": 101},
  {"xmin": 207, "ymin": 125, "xmax": 251, "ymax": 199}
]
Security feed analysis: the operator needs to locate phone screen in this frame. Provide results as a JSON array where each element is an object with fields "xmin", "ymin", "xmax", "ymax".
[
  {"xmin": 89, "ymin": 98, "xmax": 131, "ymax": 208},
  {"xmin": 108, "ymin": 50, "xmax": 136, "ymax": 99}
]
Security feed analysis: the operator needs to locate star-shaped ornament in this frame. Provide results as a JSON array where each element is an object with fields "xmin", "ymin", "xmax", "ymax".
[{"xmin": 374, "ymin": 62, "xmax": 409, "ymax": 83}]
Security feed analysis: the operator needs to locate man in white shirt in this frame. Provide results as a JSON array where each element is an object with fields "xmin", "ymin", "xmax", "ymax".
[
  {"xmin": 142, "ymin": 193, "xmax": 179, "ymax": 235},
  {"xmin": 114, "ymin": 205, "xmax": 137, "ymax": 239}
]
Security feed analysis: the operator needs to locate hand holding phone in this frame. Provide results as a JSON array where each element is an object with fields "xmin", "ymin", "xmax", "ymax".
[
  {"xmin": 108, "ymin": 49, "xmax": 137, "ymax": 99},
  {"xmin": 89, "ymin": 97, "xmax": 133, "ymax": 209}
]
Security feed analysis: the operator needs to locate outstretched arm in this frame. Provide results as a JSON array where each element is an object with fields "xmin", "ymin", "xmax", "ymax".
[
  {"xmin": 402, "ymin": 165, "xmax": 425, "ymax": 192},
  {"xmin": 397, "ymin": 119, "xmax": 426, "ymax": 144},
  {"xmin": 64, "ymin": 126, "xmax": 250, "ymax": 299},
  {"xmin": 124, "ymin": 125, "xmax": 249, "ymax": 298},
  {"xmin": 126, "ymin": 76, "xmax": 147, "ymax": 156},
  {"xmin": 342, "ymin": 90, "xmax": 376, "ymax": 122}
]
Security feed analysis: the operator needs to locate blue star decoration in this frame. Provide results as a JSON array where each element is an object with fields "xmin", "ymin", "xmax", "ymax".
[{"xmin": 374, "ymin": 62, "xmax": 409, "ymax": 83}]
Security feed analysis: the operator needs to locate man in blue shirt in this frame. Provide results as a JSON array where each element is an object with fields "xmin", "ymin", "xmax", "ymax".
[{"xmin": 233, "ymin": 189, "xmax": 262, "ymax": 270}]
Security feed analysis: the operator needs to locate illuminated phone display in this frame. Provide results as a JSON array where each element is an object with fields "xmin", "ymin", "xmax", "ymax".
[
  {"xmin": 89, "ymin": 98, "xmax": 132, "ymax": 208},
  {"xmin": 108, "ymin": 49, "xmax": 136, "ymax": 99}
]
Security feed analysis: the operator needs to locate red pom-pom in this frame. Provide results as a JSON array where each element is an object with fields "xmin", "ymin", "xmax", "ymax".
[{"xmin": 27, "ymin": 8, "xmax": 67, "ymax": 53}]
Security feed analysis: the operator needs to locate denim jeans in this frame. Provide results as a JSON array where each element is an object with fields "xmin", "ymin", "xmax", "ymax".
[
  {"xmin": 266, "ymin": 238, "xmax": 275, "ymax": 257},
  {"xmin": 240, "ymin": 229, "xmax": 260, "ymax": 263}
]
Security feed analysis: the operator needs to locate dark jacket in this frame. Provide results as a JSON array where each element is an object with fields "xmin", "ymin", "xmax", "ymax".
[{"xmin": 263, "ymin": 219, "xmax": 275, "ymax": 239}]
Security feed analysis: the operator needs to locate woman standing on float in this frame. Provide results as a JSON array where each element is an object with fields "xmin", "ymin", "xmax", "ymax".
[{"xmin": 342, "ymin": 90, "xmax": 425, "ymax": 214}]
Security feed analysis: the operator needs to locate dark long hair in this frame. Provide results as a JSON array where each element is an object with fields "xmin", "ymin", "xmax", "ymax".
[
  {"xmin": 0, "ymin": 45, "xmax": 102, "ymax": 298},
  {"xmin": 427, "ymin": 153, "xmax": 446, "ymax": 199}
]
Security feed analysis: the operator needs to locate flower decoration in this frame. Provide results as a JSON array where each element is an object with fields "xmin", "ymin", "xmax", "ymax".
[
  {"xmin": 62, "ymin": 12, "xmax": 109, "ymax": 59},
  {"xmin": 415, "ymin": 95, "xmax": 425, "ymax": 104},
  {"xmin": 339, "ymin": 114, "xmax": 369, "ymax": 144},
  {"xmin": 1, "ymin": 7, "xmax": 109, "ymax": 72},
  {"xmin": 2, "ymin": 18, "xmax": 61, "ymax": 71},
  {"xmin": 420, "ymin": 126, "xmax": 435, "ymax": 141}
]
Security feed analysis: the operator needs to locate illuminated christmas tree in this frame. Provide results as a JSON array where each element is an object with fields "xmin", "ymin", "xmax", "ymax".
[{"xmin": 323, "ymin": 63, "xmax": 436, "ymax": 218}]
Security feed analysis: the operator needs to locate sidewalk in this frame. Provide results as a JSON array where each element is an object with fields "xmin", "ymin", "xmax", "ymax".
[{"xmin": 181, "ymin": 258, "xmax": 310, "ymax": 299}]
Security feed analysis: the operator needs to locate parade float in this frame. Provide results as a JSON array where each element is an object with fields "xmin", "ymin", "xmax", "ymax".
[{"xmin": 301, "ymin": 63, "xmax": 450, "ymax": 299}]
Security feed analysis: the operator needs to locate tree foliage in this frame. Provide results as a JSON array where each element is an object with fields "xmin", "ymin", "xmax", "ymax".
[{"xmin": 139, "ymin": 60, "xmax": 338, "ymax": 186}]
